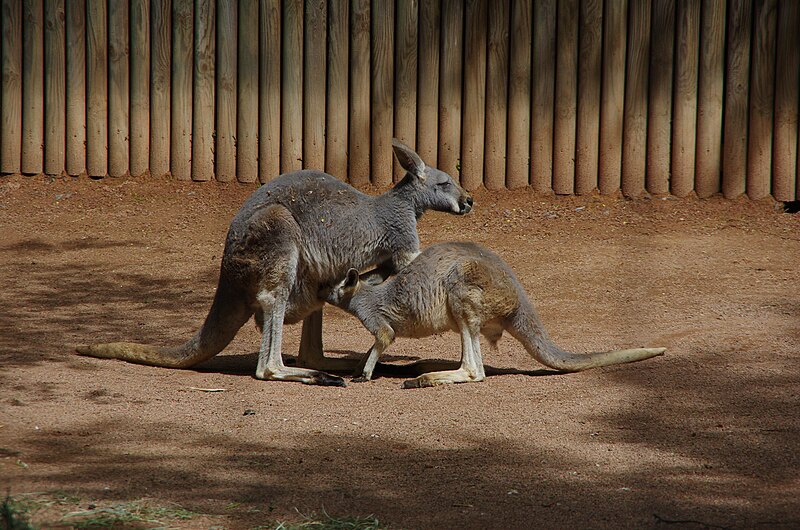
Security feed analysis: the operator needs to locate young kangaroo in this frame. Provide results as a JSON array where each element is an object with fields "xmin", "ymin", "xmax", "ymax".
[
  {"xmin": 321, "ymin": 242, "xmax": 665, "ymax": 388},
  {"xmin": 76, "ymin": 141, "xmax": 473, "ymax": 386}
]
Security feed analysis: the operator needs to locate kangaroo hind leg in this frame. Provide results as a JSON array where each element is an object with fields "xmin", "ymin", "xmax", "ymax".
[
  {"xmin": 403, "ymin": 323, "xmax": 486, "ymax": 389},
  {"xmin": 247, "ymin": 205, "xmax": 345, "ymax": 386}
]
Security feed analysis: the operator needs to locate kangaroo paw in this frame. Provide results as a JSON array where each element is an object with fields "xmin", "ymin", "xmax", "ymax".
[{"xmin": 352, "ymin": 376, "xmax": 371, "ymax": 383}]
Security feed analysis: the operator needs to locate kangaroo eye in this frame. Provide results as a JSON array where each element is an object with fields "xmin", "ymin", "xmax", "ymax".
[{"xmin": 436, "ymin": 181, "xmax": 450, "ymax": 188}]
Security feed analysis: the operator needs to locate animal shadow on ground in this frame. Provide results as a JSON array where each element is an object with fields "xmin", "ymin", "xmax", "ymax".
[{"xmin": 194, "ymin": 351, "xmax": 561, "ymax": 380}]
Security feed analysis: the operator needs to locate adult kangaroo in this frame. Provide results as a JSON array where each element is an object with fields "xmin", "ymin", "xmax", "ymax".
[
  {"xmin": 321, "ymin": 242, "xmax": 665, "ymax": 388},
  {"xmin": 76, "ymin": 141, "xmax": 473, "ymax": 386}
]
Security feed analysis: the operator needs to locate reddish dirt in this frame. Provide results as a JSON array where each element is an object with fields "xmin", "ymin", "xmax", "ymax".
[{"xmin": 1, "ymin": 173, "xmax": 798, "ymax": 529}]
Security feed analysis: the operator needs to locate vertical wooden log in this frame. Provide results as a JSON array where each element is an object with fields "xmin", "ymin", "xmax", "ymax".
[
  {"xmin": 438, "ymin": 0, "xmax": 463, "ymax": 178},
  {"xmin": 695, "ymin": 0, "xmax": 725, "ymax": 198},
  {"xmin": 671, "ymin": 0, "xmax": 700, "ymax": 198},
  {"xmin": 553, "ymin": 0, "xmax": 578, "ymax": 195},
  {"xmin": 86, "ymin": 0, "xmax": 108, "ymax": 178},
  {"xmin": 259, "ymin": 0, "xmax": 281, "ymax": 182},
  {"xmin": 303, "ymin": 0, "xmax": 326, "ymax": 172},
  {"xmin": 325, "ymin": 0, "xmax": 348, "ymax": 179},
  {"xmin": 216, "ymin": 0, "xmax": 236, "ymax": 181},
  {"xmin": 371, "ymin": 0, "xmax": 394, "ymax": 187},
  {"xmin": 531, "ymin": 0, "xmax": 556, "ymax": 193},
  {"xmin": 645, "ymin": 0, "xmax": 674, "ymax": 195},
  {"xmin": 22, "ymin": 0, "xmax": 44, "ymax": 174},
  {"xmin": 746, "ymin": 0, "xmax": 776, "ymax": 200},
  {"xmin": 393, "ymin": 0, "xmax": 417, "ymax": 181},
  {"xmin": 598, "ymin": 0, "xmax": 627, "ymax": 196},
  {"xmin": 65, "ymin": 0, "xmax": 85, "ymax": 176},
  {"xmin": 621, "ymin": 0, "xmax": 650, "ymax": 197},
  {"xmin": 722, "ymin": 0, "xmax": 752, "ymax": 199},
  {"xmin": 281, "ymin": 0, "xmax": 302, "ymax": 173},
  {"xmin": 1, "ymin": 0, "xmax": 22, "ymax": 173},
  {"xmin": 772, "ymin": 0, "xmax": 799, "ymax": 201},
  {"xmin": 108, "ymin": 0, "xmax": 129, "ymax": 177},
  {"xmin": 44, "ymin": 0, "xmax": 66, "ymax": 176},
  {"xmin": 461, "ymin": 0, "xmax": 487, "ymax": 191},
  {"xmin": 575, "ymin": 0, "xmax": 602, "ymax": 195},
  {"xmin": 506, "ymin": 0, "xmax": 531, "ymax": 189},
  {"xmin": 484, "ymin": 0, "xmax": 509, "ymax": 191},
  {"xmin": 171, "ymin": 0, "xmax": 193, "ymax": 180},
  {"xmin": 193, "ymin": 0, "xmax": 215, "ymax": 182},
  {"xmin": 150, "ymin": 0, "xmax": 170, "ymax": 178},
  {"xmin": 416, "ymin": 0, "xmax": 439, "ymax": 166},
  {"xmin": 238, "ymin": 0, "xmax": 258, "ymax": 182},
  {"xmin": 349, "ymin": 0, "xmax": 370, "ymax": 186},
  {"xmin": 129, "ymin": 0, "xmax": 150, "ymax": 177}
]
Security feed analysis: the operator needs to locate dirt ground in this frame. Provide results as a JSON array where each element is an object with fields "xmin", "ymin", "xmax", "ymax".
[{"xmin": 1, "ymin": 173, "xmax": 798, "ymax": 529}]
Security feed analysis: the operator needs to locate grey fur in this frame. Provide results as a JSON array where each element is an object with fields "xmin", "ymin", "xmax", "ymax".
[
  {"xmin": 76, "ymin": 140, "xmax": 473, "ymax": 386},
  {"xmin": 321, "ymin": 242, "xmax": 666, "ymax": 388}
]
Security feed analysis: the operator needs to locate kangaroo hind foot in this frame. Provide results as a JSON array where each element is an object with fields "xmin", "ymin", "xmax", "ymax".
[
  {"xmin": 402, "ymin": 325, "xmax": 486, "ymax": 388},
  {"xmin": 402, "ymin": 367, "xmax": 485, "ymax": 388}
]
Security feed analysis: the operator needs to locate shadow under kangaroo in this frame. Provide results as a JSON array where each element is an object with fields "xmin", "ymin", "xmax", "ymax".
[
  {"xmin": 76, "ymin": 140, "xmax": 473, "ymax": 386},
  {"xmin": 321, "ymin": 242, "xmax": 666, "ymax": 388}
]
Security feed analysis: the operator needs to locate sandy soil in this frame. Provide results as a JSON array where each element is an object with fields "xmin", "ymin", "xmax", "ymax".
[{"xmin": 1, "ymin": 174, "xmax": 798, "ymax": 529}]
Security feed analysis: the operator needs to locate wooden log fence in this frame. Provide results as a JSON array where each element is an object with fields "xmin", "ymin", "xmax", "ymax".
[{"xmin": 0, "ymin": 0, "xmax": 798, "ymax": 200}]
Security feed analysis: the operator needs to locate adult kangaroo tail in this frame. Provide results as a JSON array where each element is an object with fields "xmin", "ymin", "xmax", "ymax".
[
  {"xmin": 76, "ymin": 274, "xmax": 253, "ymax": 369},
  {"xmin": 507, "ymin": 305, "xmax": 665, "ymax": 372}
]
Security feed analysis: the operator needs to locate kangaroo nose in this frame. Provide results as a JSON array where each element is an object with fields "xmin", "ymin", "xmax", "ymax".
[{"xmin": 466, "ymin": 196, "xmax": 473, "ymax": 207}]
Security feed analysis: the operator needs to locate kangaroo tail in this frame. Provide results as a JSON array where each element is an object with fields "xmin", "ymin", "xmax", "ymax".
[
  {"xmin": 75, "ymin": 341, "xmax": 190, "ymax": 367},
  {"xmin": 76, "ymin": 273, "xmax": 253, "ymax": 369},
  {"xmin": 507, "ymin": 305, "xmax": 665, "ymax": 372}
]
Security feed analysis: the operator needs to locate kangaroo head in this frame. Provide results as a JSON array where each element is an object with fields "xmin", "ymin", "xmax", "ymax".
[
  {"xmin": 319, "ymin": 268, "xmax": 361, "ymax": 307},
  {"xmin": 392, "ymin": 139, "xmax": 473, "ymax": 215}
]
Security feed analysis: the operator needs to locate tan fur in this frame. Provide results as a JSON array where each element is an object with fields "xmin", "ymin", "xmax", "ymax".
[{"xmin": 322, "ymin": 242, "xmax": 665, "ymax": 388}]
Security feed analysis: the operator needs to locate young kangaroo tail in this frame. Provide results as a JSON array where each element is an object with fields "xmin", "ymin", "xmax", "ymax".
[
  {"xmin": 75, "ymin": 274, "xmax": 253, "ymax": 369},
  {"xmin": 507, "ymin": 304, "xmax": 665, "ymax": 372}
]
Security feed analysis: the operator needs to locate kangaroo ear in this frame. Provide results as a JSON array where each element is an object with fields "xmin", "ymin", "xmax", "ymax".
[
  {"xmin": 344, "ymin": 268, "xmax": 360, "ymax": 290},
  {"xmin": 392, "ymin": 139, "xmax": 426, "ymax": 180}
]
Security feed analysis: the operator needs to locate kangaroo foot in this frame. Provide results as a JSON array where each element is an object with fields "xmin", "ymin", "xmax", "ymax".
[
  {"xmin": 403, "ymin": 377, "xmax": 448, "ymax": 389},
  {"xmin": 402, "ymin": 368, "xmax": 485, "ymax": 388},
  {"xmin": 309, "ymin": 372, "xmax": 347, "ymax": 387},
  {"xmin": 255, "ymin": 365, "xmax": 346, "ymax": 387}
]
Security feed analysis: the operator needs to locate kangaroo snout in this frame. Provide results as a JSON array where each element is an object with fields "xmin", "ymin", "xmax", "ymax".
[{"xmin": 459, "ymin": 195, "xmax": 474, "ymax": 214}]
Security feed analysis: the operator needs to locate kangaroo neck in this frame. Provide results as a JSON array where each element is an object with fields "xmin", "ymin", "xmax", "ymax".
[{"xmin": 381, "ymin": 176, "xmax": 427, "ymax": 219}]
